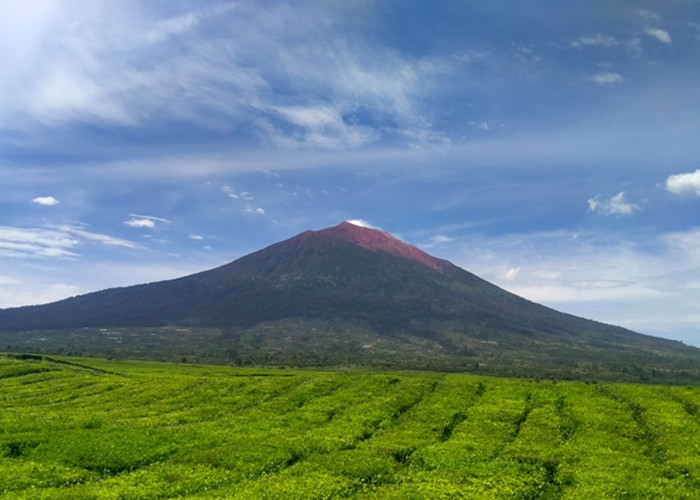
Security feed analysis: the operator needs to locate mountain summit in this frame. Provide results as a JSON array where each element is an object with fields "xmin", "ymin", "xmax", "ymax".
[
  {"xmin": 282, "ymin": 221, "xmax": 455, "ymax": 274},
  {"xmin": 1, "ymin": 222, "xmax": 698, "ymax": 380}
]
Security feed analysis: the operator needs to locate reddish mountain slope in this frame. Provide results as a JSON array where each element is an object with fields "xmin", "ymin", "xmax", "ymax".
[{"xmin": 286, "ymin": 221, "xmax": 455, "ymax": 275}]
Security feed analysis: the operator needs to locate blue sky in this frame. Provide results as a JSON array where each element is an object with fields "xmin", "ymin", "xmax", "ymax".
[{"xmin": 2, "ymin": 0, "xmax": 700, "ymax": 345}]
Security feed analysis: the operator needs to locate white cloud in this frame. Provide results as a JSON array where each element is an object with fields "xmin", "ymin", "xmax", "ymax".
[
  {"xmin": 572, "ymin": 34, "xmax": 619, "ymax": 48},
  {"xmin": 586, "ymin": 72, "xmax": 623, "ymax": 85},
  {"xmin": 124, "ymin": 218, "xmax": 155, "ymax": 228},
  {"xmin": 124, "ymin": 213, "xmax": 169, "ymax": 229},
  {"xmin": 346, "ymin": 219, "xmax": 378, "ymax": 229},
  {"xmin": 243, "ymin": 206, "xmax": 265, "ymax": 215},
  {"xmin": 665, "ymin": 169, "xmax": 700, "ymax": 195},
  {"xmin": 189, "ymin": 234, "xmax": 204, "ymax": 240},
  {"xmin": 479, "ymin": 122, "xmax": 489, "ymax": 131},
  {"xmin": 588, "ymin": 191, "xmax": 640, "ymax": 216},
  {"xmin": 645, "ymin": 27, "xmax": 672, "ymax": 44},
  {"xmin": 32, "ymin": 196, "xmax": 60, "ymax": 206},
  {"xmin": 502, "ymin": 266, "xmax": 521, "ymax": 281}
]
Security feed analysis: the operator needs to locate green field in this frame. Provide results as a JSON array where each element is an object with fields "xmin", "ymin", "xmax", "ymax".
[{"xmin": 1, "ymin": 353, "xmax": 699, "ymax": 498}]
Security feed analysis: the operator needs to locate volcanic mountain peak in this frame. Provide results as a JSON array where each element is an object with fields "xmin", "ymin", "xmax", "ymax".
[
  {"xmin": 2, "ymin": 220, "xmax": 699, "ymax": 382},
  {"xmin": 285, "ymin": 221, "xmax": 453, "ymax": 274}
]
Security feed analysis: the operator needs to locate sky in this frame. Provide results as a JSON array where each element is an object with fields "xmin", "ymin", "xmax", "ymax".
[{"xmin": 2, "ymin": 0, "xmax": 700, "ymax": 346}]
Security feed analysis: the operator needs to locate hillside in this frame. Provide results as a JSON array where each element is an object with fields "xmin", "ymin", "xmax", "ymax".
[
  {"xmin": 1, "ymin": 221, "xmax": 698, "ymax": 380},
  {"xmin": 2, "ymin": 353, "xmax": 700, "ymax": 498}
]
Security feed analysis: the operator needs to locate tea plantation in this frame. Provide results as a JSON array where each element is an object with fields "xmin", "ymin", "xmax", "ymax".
[{"xmin": 1, "ymin": 353, "xmax": 699, "ymax": 498}]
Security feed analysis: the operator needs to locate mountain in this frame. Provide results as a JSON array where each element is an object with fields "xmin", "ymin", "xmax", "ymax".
[{"xmin": 1, "ymin": 221, "xmax": 699, "ymax": 381}]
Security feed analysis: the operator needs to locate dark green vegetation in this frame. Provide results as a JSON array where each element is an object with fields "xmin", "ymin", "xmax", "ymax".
[
  {"xmin": 3, "ymin": 322, "xmax": 699, "ymax": 384},
  {"xmin": 1, "ymin": 223, "xmax": 699, "ymax": 383},
  {"xmin": 2, "ymin": 353, "xmax": 700, "ymax": 498}
]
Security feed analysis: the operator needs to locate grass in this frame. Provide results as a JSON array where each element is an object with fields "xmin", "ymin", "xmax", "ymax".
[{"xmin": 1, "ymin": 352, "xmax": 699, "ymax": 498}]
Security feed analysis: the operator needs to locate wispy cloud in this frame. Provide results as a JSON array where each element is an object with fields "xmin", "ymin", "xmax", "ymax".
[
  {"xmin": 264, "ymin": 104, "xmax": 379, "ymax": 149},
  {"xmin": 0, "ymin": 224, "xmax": 138, "ymax": 259},
  {"xmin": 124, "ymin": 214, "xmax": 169, "ymax": 229},
  {"xmin": 221, "ymin": 186, "xmax": 266, "ymax": 216},
  {"xmin": 587, "ymin": 191, "xmax": 640, "ymax": 216},
  {"xmin": 661, "ymin": 228, "xmax": 700, "ymax": 268},
  {"xmin": 27, "ymin": 66, "xmax": 135, "ymax": 126},
  {"xmin": 422, "ymin": 234, "xmax": 454, "ymax": 248},
  {"xmin": 221, "ymin": 186, "xmax": 253, "ymax": 200},
  {"xmin": 2, "ymin": 2, "xmax": 251, "ymax": 130},
  {"xmin": 431, "ymin": 234, "xmax": 454, "ymax": 244},
  {"xmin": 572, "ymin": 33, "xmax": 620, "ymax": 48},
  {"xmin": 445, "ymin": 230, "xmax": 658, "ymax": 307},
  {"xmin": 0, "ymin": 276, "xmax": 19, "ymax": 285},
  {"xmin": 635, "ymin": 9, "xmax": 660, "ymax": 21},
  {"xmin": 645, "ymin": 27, "xmax": 672, "ymax": 44},
  {"xmin": 626, "ymin": 37, "xmax": 642, "ymax": 52},
  {"xmin": 501, "ymin": 266, "xmax": 521, "ymax": 281},
  {"xmin": 586, "ymin": 72, "xmax": 623, "ymax": 85},
  {"xmin": 1, "ymin": 2, "xmax": 458, "ymax": 150},
  {"xmin": 243, "ymin": 206, "xmax": 265, "ymax": 215},
  {"xmin": 666, "ymin": 169, "xmax": 700, "ymax": 195},
  {"xmin": 436, "ymin": 227, "xmax": 700, "ymax": 343},
  {"xmin": 689, "ymin": 22, "xmax": 700, "ymax": 41},
  {"xmin": 142, "ymin": 6, "xmax": 212, "ymax": 45},
  {"xmin": 124, "ymin": 218, "xmax": 155, "ymax": 229},
  {"xmin": 32, "ymin": 196, "xmax": 60, "ymax": 206},
  {"xmin": 57, "ymin": 224, "xmax": 140, "ymax": 249},
  {"xmin": 141, "ymin": 3, "xmax": 239, "ymax": 45},
  {"xmin": 0, "ymin": 226, "xmax": 78, "ymax": 258}
]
